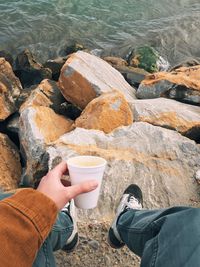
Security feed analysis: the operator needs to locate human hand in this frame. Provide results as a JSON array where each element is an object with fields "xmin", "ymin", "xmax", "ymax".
[{"xmin": 37, "ymin": 161, "xmax": 98, "ymax": 210}]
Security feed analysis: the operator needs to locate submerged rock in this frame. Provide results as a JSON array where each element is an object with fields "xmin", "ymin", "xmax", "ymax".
[
  {"xmin": 127, "ymin": 46, "xmax": 170, "ymax": 73},
  {"xmin": 137, "ymin": 65, "xmax": 200, "ymax": 105},
  {"xmin": 0, "ymin": 133, "xmax": 21, "ymax": 191},
  {"xmin": 15, "ymin": 49, "xmax": 52, "ymax": 87},
  {"xmin": 59, "ymin": 51, "xmax": 136, "ymax": 109},
  {"xmin": 75, "ymin": 91, "xmax": 133, "ymax": 133},
  {"xmin": 47, "ymin": 122, "xmax": 200, "ymax": 221},
  {"xmin": 44, "ymin": 57, "xmax": 67, "ymax": 81},
  {"xmin": 130, "ymin": 98, "xmax": 200, "ymax": 141},
  {"xmin": 19, "ymin": 106, "xmax": 74, "ymax": 186},
  {"xmin": 0, "ymin": 58, "xmax": 22, "ymax": 120}
]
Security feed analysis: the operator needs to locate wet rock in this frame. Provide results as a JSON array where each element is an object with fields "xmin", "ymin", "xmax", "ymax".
[
  {"xmin": 127, "ymin": 46, "xmax": 170, "ymax": 73},
  {"xmin": 136, "ymin": 65, "xmax": 200, "ymax": 105},
  {"xmin": 15, "ymin": 49, "xmax": 52, "ymax": 87},
  {"xmin": 47, "ymin": 122, "xmax": 200, "ymax": 221},
  {"xmin": 103, "ymin": 56, "xmax": 128, "ymax": 67},
  {"xmin": 59, "ymin": 51, "xmax": 136, "ymax": 109},
  {"xmin": 19, "ymin": 106, "xmax": 74, "ymax": 186},
  {"xmin": 130, "ymin": 98, "xmax": 200, "ymax": 141},
  {"xmin": 59, "ymin": 42, "xmax": 85, "ymax": 57},
  {"xmin": 0, "ymin": 58, "xmax": 22, "ymax": 120},
  {"xmin": 104, "ymin": 56, "xmax": 149, "ymax": 87},
  {"xmin": 20, "ymin": 79, "xmax": 65, "ymax": 113},
  {"xmin": 44, "ymin": 57, "xmax": 67, "ymax": 81},
  {"xmin": 0, "ymin": 133, "xmax": 21, "ymax": 191},
  {"xmin": 170, "ymin": 59, "xmax": 200, "ymax": 71},
  {"xmin": 75, "ymin": 91, "xmax": 133, "ymax": 133},
  {"xmin": 0, "ymin": 50, "xmax": 14, "ymax": 66}
]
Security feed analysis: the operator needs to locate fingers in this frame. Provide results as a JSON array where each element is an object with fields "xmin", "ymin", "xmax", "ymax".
[
  {"xmin": 66, "ymin": 180, "xmax": 98, "ymax": 200},
  {"xmin": 50, "ymin": 161, "xmax": 68, "ymax": 178}
]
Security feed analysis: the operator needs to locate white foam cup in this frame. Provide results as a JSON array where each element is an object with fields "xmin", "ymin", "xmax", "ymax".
[{"xmin": 67, "ymin": 156, "xmax": 107, "ymax": 209}]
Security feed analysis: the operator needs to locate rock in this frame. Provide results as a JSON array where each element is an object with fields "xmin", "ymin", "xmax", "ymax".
[
  {"xmin": 0, "ymin": 50, "xmax": 14, "ymax": 66},
  {"xmin": 19, "ymin": 106, "xmax": 74, "ymax": 186},
  {"xmin": 104, "ymin": 56, "xmax": 149, "ymax": 87},
  {"xmin": 136, "ymin": 65, "xmax": 200, "ymax": 105},
  {"xmin": 75, "ymin": 91, "xmax": 133, "ymax": 133},
  {"xmin": 170, "ymin": 59, "xmax": 200, "ymax": 71},
  {"xmin": 127, "ymin": 46, "xmax": 170, "ymax": 73},
  {"xmin": 15, "ymin": 49, "xmax": 52, "ymax": 87},
  {"xmin": 20, "ymin": 79, "xmax": 65, "ymax": 113},
  {"xmin": 47, "ymin": 122, "xmax": 200, "ymax": 221},
  {"xmin": 0, "ymin": 133, "xmax": 21, "ymax": 191},
  {"xmin": 44, "ymin": 57, "xmax": 67, "ymax": 81},
  {"xmin": 59, "ymin": 51, "xmax": 136, "ymax": 109},
  {"xmin": 130, "ymin": 98, "xmax": 200, "ymax": 141},
  {"xmin": 103, "ymin": 56, "xmax": 128, "ymax": 67},
  {"xmin": 63, "ymin": 42, "xmax": 86, "ymax": 56},
  {"xmin": 0, "ymin": 58, "xmax": 22, "ymax": 120}
]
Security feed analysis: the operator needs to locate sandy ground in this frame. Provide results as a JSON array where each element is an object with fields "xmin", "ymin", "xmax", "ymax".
[{"xmin": 55, "ymin": 221, "xmax": 140, "ymax": 267}]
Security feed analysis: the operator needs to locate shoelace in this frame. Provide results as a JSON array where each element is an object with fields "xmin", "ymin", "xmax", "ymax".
[{"xmin": 126, "ymin": 195, "xmax": 141, "ymax": 209}]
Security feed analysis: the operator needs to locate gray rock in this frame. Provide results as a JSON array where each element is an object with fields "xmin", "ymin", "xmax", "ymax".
[
  {"xmin": 130, "ymin": 98, "xmax": 200, "ymax": 141},
  {"xmin": 136, "ymin": 66, "xmax": 200, "ymax": 106},
  {"xmin": 47, "ymin": 122, "xmax": 200, "ymax": 221},
  {"xmin": 19, "ymin": 106, "xmax": 74, "ymax": 186}
]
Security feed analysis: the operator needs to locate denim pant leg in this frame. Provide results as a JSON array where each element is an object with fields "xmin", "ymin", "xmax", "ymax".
[
  {"xmin": 117, "ymin": 207, "xmax": 200, "ymax": 267},
  {"xmin": 33, "ymin": 211, "xmax": 73, "ymax": 267}
]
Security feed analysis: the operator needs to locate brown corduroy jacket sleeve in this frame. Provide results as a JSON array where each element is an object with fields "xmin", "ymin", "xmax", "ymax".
[{"xmin": 0, "ymin": 188, "xmax": 58, "ymax": 267}]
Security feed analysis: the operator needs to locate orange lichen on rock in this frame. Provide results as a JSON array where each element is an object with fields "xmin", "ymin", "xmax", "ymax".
[
  {"xmin": 75, "ymin": 90, "xmax": 133, "ymax": 133},
  {"xmin": 142, "ymin": 65, "xmax": 200, "ymax": 91},
  {"xmin": 34, "ymin": 106, "xmax": 74, "ymax": 143}
]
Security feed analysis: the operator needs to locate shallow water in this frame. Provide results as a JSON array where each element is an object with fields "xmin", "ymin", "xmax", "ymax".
[{"xmin": 0, "ymin": 0, "xmax": 200, "ymax": 65}]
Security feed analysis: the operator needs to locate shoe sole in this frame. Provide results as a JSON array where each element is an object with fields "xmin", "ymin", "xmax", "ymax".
[
  {"xmin": 62, "ymin": 233, "xmax": 79, "ymax": 253},
  {"xmin": 107, "ymin": 228, "xmax": 125, "ymax": 249}
]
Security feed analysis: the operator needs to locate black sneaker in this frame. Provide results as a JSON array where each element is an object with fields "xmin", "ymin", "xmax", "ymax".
[
  {"xmin": 108, "ymin": 184, "xmax": 143, "ymax": 249},
  {"xmin": 61, "ymin": 199, "xmax": 79, "ymax": 253}
]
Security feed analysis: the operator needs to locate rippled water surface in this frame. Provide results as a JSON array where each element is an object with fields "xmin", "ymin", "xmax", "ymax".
[{"xmin": 1, "ymin": 0, "xmax": 200, "ymax": 64}]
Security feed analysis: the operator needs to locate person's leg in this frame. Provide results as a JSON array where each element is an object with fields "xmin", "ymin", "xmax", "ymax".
[
  {"xmin": 33, "ymin": 200, "xmax": 78, "ymax": 267},
  {"xmin": 108, "ymin": 184, "xmax": 200, "ymax": 267}
]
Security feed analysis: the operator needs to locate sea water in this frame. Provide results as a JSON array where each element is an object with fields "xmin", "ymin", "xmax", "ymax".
[{"xmin": 0, "ymin": 0, "xmax": 200, "ymax": 65}]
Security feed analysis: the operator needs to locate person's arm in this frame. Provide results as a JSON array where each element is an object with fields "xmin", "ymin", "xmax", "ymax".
[
  {"xmin": 0, "ymin": 162, "xmax": 98, "ymax": 267},
  {"xmin": 0, "ymin": 189, "xmax": 57, "ymax": 267}
]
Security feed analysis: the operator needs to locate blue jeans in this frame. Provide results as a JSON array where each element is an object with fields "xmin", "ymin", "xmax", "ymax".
[
  {"xmin": 117, "ymin": 207, "xmax": 200, "ymax": 267},
  {"xmin": 0, "ymin": 193, "xmax": 73, "ymax": 267}
]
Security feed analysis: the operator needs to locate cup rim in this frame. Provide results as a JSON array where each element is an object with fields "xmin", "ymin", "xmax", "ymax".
[{"xmin": 67, "ymin": 155, "xmax": 107, "ymax": 169}]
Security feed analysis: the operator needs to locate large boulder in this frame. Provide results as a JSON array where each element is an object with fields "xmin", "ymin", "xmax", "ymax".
[
  {"xmin": 47, "ymin": 122, "xmax": 200, "ymax": 221},
  {"xmin": 0, "ymin": 58, "xmax": 22, "ymax": 120},
  {"xmin": 137, "ymin": 65, "xmax": 200, "ymax": 105},
  {"xmin": 130, "ymin": 98, "xmax": 200, "ymax": 141},
  {"xmin": 75, "ymin": 91, "xmax": 133, "ymax": 133},
  {"xmin": 0, "ymin": 133, "xmax": 21, "ymax": 191},
  {"xmin": 59, "ymin": 51, "xmax": 136, "ymax": 109},
  {"xmin": 19, "ymin": 106, "xmax": 74, "ymax": 186}
]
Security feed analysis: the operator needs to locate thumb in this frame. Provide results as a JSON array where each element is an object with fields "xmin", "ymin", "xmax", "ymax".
[{"xmin": 66, "ymin": 180, "xmax": 98, "ymax": 200}]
